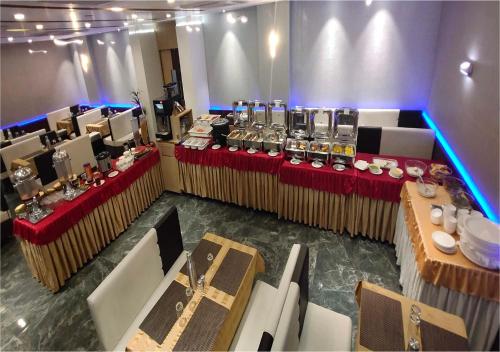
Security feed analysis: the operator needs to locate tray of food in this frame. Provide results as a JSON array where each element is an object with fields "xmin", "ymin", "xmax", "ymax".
[
  {"xmin": 331, "ymin": 142, "xmax": 356, "ymax": 158},
  {"xmin": 285, "ymin": 138, "xmax": 309, "ymax": 162},
  {"xmin": 243, "ymin": 131, "xmax": 264, "ymax": 151},
  {"xmin": 226, "ymin": 130, "xmax": 248, "ymax": 149},
  {"xmin": 182, "ymin": 137, "xmax": 210, "ymax": 150},
  {"xmin": 263, "ymin": 130, "xmax": 286, "ymax": 152},
  {"xmin": 307, "ymin": 141, "xmax": 330, "ymax": 163}
]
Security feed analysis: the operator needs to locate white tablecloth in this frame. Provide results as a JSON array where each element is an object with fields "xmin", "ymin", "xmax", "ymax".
[{"xmin": 394, "ymin": 206, "xmax": 499, "ymax": 350}]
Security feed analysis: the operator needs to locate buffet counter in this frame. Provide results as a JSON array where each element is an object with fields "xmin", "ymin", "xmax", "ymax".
[{"xmin": 14, "ymin": 148, "xmax": 164, "ymax": 292}]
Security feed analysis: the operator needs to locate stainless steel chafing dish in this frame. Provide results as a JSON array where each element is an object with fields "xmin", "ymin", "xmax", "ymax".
[
  {"xmin": 289, "ymin": 107, "xmax": 309, "ymax": 139},
  {"xmin": 232, "ymin": 100, "xmax": 250, "ymax": 130},
  {"xmin": 243, "ymin": 130, "xmax": 264, "ymax": 151},
  {"xmin": 331, "ymin": 108, "xmax": 359, "ymax": 165},
  {"xmin": 267, "ymin": 100, "xmax": 288, "ymax": 131},
  {"xmin": 330, "ymin": 142, "xmax": 356, "ymax": 164},
  {"xmin": 285, "ymin": 138, "xmax": 309, "ymax": 163},
  {"xmin": 263, "ymin": 128, "xmax": 287, "ymax": 152},
  {"xmin": 307, "ymin": 140, "xmax": 331, "ymax": 165},
  {"xmin": 309, "ymin": 108, "xmax": 334, "ymax": 140},
  {"xmin": 248, "ymin": 100, "xmax": 268, "ymax": 132},
  {"xmin": 227, "ymin": 129, "xmax": 248, "ymax": 149}
]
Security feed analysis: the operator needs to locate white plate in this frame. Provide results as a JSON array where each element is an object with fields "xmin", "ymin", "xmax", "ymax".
[
  {"xmin": 268, "ymin": 151, "xmax": 279, "ymax": 157},
  {"xmin": 290, "ymin": 159, "xmax": 302, "ymax": 165},
  {"xmin": 432, "ymin": 231, "xmax": 457, "ymax": 254},
  {"xmin": 312, "ymin": 161, "xmax": 323, "ymax": 169},
  {"xmin": 93, "ymin": 180, "xmax": 106, "ymax": 187},
  {"xmin": 247, "ymin": 148, "xmax": 257, "ymax": 154},
  {"xmin": 369, "ymin": 168, "xmax": 383, "ymax": 175},
  {"xmin": 333, "ymin": 164, "xmax": 346, "ymax": 171},
  {"xmin": 354, "ymin": 160, "xmax": 368, "ymax": 171},
  {"xmin": 211, "ymin": 144, "xmax": 221, "ymax": 150},
  {"xmin": 229, "ymin": 146, "xmax": 238, "ymax": 152},
  {"xmin": 108, "ymin": 171, "xmax": 119, "ymax": 178},
  {"xmin": 389, "ymin": 171, "xmax": 403, "ymax": 179}
]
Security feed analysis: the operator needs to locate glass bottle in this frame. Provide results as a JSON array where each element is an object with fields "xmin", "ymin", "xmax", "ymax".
[{"xmin": 186, "ymin": 252, "xmax": 198, "ymax": 291}]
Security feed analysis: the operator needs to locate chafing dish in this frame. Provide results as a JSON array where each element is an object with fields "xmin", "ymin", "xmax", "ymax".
[
  {"xmin": 263, "ymin": 128, "xmax": 287, "ymax": 152},
  {"xmin": 309, "ymin": 108, "xmax": 334, "ymax": 140},
  {"xmin": 227, "ymin": 130, "xmax": 248, "ymax": 149},
  {"xmin": 331, "ymin": 108, "xmax": 359, "ymax": 165},
  {"xmin": 267, "ymin": 100, "xmax": 288, "ymax": 131},
  {"xmin": 232, "ymin": 100, "xmax": 250, "ymax": 130},
  {"xmin": 248, "ymin": 101, "xmax": 268, "ymax": 131},
  {"xmin": 285, "ymin": 138, "xmax": 309, "ymax": 163},
  {"xmin": 289, "ymin": 107, "xmax": 309, "ymax": 139},
  {"xmin": 308, "ymin": 141, "xmax": 330, "ymax": 165},
  {"xmin": 330, "ymin": 142, "xmax": 356, "ymax": 164},
  {"xmin": 243, "ymin": 131, "xmax": 264, "ymax": 151}
]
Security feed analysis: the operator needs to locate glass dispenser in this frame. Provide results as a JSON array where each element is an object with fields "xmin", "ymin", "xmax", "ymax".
[
  {"xmin": 52, "ymin": 150, "xmax": 85, "ymax": 201},
  {"xmin": 289, "ymin": 107, "xmax": 309, "ymax": 139}
]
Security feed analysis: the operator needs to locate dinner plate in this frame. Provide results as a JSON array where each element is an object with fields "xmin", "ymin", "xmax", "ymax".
[
  {"xmin": 229, "ymin": 146, "xmax": 238, "ymax": 152},
  {"xmin": 312, "ymin": 161, "xmax": 323, "ymax": 169},
  {"xmin": 211, "ymin": 144, "xmax": 221, "ymax": 150},
  {"xmin": 247, "ymin": 148, "xmax": 257, "ymax": 154},
  {"xmin": 290, "ymin": 159, "xmax": 302, "ymax": 165},
  {"xmin": 432, "ymin": 231, "xmax": 457, "ymax": 254},
  {"xmin": 108, "ymin": 170, "xmax": 119, "ymax": 178},
  {"xmin": 354, "ymin": 160, "xmax": 368, "ymax": 171},
  {"xmin": 369, "ymin": 168, "xmax": 383, "ymax": 175},
  {"xmin": 93, "ymin": 180, "xmax": 106, "ymax": 187},
  {"xmin": 268, "ymin": 151, "xmax": 279, "ymax": 157},
  {"xmin": 333, "ymin": 164, "xmax": 346, "ymax": 171},
  {"xmin": 389, "ymin": 171, "xmax": 403, "ymax": 179}
]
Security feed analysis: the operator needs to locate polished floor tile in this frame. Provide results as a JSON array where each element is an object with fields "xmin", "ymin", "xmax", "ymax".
[{"xmin": 0, "ymin": 192, "xmax": 401, "ymax": 351}]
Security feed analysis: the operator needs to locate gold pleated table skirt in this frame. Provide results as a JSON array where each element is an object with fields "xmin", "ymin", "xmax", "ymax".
[{"xmin": 18, "ymin": 163, "xmax": 164, "ymax": 292}]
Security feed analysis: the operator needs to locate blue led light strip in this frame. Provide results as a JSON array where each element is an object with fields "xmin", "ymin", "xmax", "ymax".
[{"xmin": 422, "ymin": 111, "xmax": 499, "ymax": 223}]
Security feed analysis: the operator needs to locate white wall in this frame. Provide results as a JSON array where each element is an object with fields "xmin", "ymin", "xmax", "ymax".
[
  {"xmin": 427, "ymin": 1, "xmax": 499, "ymax": 216},
  {"xmin": 290, "ymin": 1, "xmax": 442, "ymax": 108}
]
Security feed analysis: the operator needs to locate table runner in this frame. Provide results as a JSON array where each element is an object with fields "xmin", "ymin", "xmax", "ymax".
[
  {"xmin": 14, "ymin": 148, "xmax": 160, "ymax": 245},
  {"xmin": 127, "ymin": 233, "xmax": 265, "ymax": 351},
  {"xmin": 355, "ymin": 281, "xmax": 468, "ymax": 351},
  {"xmin": 420, "ymin": 320, "xmax": 469, "ymax": 351},
  {"xmin": 400, "ymin": 181, "xmax": 499, "ymax": 302}
]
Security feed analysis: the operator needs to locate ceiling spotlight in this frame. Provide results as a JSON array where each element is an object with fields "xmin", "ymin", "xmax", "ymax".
[
  {"xmin": 97, "ymin": 39, "xmax": 104, "ymax": 45},
  {"xmin": 195, "ymin": 26, "xmax": 200, "ymax": 32},
  {"xmin": 14, "ymin": 13, "xmax": 25, "ymax": 21},
  {"xmin": 167, "ymin": 0, "xmax": 175, "ymax": 3},
  {"xmin": 240, "ymin": 16, "xmax": 248, "ymax": 23},
  {"xmin": 28, "ymin": 39, "xmax": 32, "ymax": 43},
  {"xmin": 131, "ymin": 13, "xmax": 138, "ymax": 19},
  {"xmin": 7, "ymin": 37, "xmax": 14, "ymax": 42},
  {"xmin": 54, "ymin": 38, "xmax": 83, "ymax": 46},
  {"xmin": 109, "ymin": 7, "xmax": 124, "ymax": 12},
  {"xmin": 222, "ymin": 9, "xmax": 226, "ymax": 13},
  {"xmin": 226, "ymin": 13, "xmax": 236, "ymax": 24},
  {"xmin": 36, "ymin": 24, "xmax": 44, "ymax": 30},
  {"xmin": 166, "ymin": 13, "xmax": 172, "ymax": 18},
  {"xmin": 29, "ymin": 49, "xmax": 47, "ymax": 54},
  {"xmin": 111, "ymin": 41, "xmax": 115, "ymax": 45},
  {"xmin": 186, "ymin": 25, "xmax": 193, "ymax": 32},
  {"xmin": 85, "ymin": 22, "xmax": 91, "ymax": 28},
  {"xmin": 137, "ymin": 18, "xmax": 144, "ymax": 22},
  {"xmin": 460, "ymin": 61, "xmax": 473, "ymax": 76},
  {"xmin": 365, "ymin": 0, "xmax": 373, "ymax": 6},
  {"xmin": 117, "ymin": 28, "xmax": 121, "ymax": 32},
  {"xmin": 124, "ymin": 21, "xmax": 129, "ymax": 26},
  {"xmin": 50, "ymin": 35, "xmax": 55, "ymax": 39}
]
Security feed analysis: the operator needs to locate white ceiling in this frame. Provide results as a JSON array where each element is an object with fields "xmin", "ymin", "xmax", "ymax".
[{"xmin": 0, "ymin": 0, "xmax": 267, "ymax": 44}]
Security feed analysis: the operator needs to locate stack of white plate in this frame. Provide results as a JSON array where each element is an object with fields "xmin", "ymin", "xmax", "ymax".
[
  {"xmin": 432, "ymin": 231, "xmax": 457, "ymax": 254},
  {"xmin": 460, "ymin": 217, "xmax": 500, "ymax": 269}
]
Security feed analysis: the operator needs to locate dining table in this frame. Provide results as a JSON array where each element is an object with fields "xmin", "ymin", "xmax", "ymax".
[
  {"xmin": 56, "ymin": 117, "xmax": 74, "ymax": 135},
  {"xmin": 86, "ymin": 119, "xmax": 110, "ymax": 137},
  {"xmin": 356, "ymin": 280, "xmax": 469, "ymax": 351},
  {"xmin": 126, "ymin": 232, "xmax": 265, "ymax": 351}
]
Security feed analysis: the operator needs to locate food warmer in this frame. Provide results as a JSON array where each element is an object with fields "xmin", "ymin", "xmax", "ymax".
[
  {"xmin": 226, "ymin": 130, "xmax": 248, "ymax": 149},
  {"xmin": 331, "ymin": 108, "xmax": 359, "ymax": 165},
  {"xmin": 232, "ymin": 100, "xmax": 250, "ymax": 130},
  {"xmin": 307, "ymin": 140, "xmax": 331, "ymax": 167},
  {"xmin": 53, "ymin": 150, "xmax": 86, "ymax": 201},
  {"xmin": 263, "ymin": 128, "xmax": 287, "ymax": 152},
  {"xmin": 285, "ymin": 138, "xmax": 309, "ymax": 164},
  {"xmin": 243, "ymin": 131, "xmax": 264, "ymax": 151},
  {"xmin": 289, "ymin": 107, "xmax": 310, "ymax": 139},
  {"xmin": 13, "ymin": 166, "xmax": 53, "ymax": 224},
  {"xmin": 267, "ymin": 100, "xmax": 288, "ymax": 131},
  {"xmin": 248, "ymin": 100, "xmax": 268, "ymax": 132},
  {"xmin": 309, "ymin": 108, "xmax": 334, "ymax": 140}
]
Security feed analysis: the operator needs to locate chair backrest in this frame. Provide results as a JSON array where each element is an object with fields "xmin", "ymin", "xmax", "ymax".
[
  {"xmin": 271, "ymin": 283, "xmax": 301, "ymax": 351},
  {"xmin": 10, "ymin": 129, "xmax": 47, "ymax": 144},
  {"xmin": 55, "ymin": 134, "xmax": 96, "ymax": 175},
  {"xmin": 109, "ymin": 109, "xmax": 133, "ymax": 141},
  {"xmin": 38, "ymin": 131, "xmax": 57, "ymax": 146},
  {"xmin": 0, "ymin": 136, "xmax": 43, "ymax": 174},
  {"xmin": 357, "ymin": 126, "xmax": 382, "ymax": 154},
  {"xmin": 90, "ymin": 133, "xmax": 106, "ymax": 156},
  {"xmin": 358, "ymin": 109, "xmax": 400, "ymax": 127},
  {"xmin": 77, "ymin": 108, "xmax": 104, "ymax": 136},
  {"xmin": 34, "ymin": 150, "xmax": 58, "ymax": 186},
  {"xmin": 154, "ymin": 206, "xmax": 184, "ymax": 275},
  {"xmin": 379, "ymin": 127, "xmax": 435, "ymax": 159},
  {"xmin": 47, "ymin": 106, "xmax": 71, "ymax": 131},
  {"xmin": 87, "ymin": 228, "xmax": 164, "ymax": 351},
  {"xmin": 258, "ymin": 244, "xmax": 301, "ymax": 351}
]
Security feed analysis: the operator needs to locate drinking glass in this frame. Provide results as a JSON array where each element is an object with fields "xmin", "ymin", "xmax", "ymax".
[{"xmin": 175, "ymin": 301, "xmax": 184, "ymax": 318}]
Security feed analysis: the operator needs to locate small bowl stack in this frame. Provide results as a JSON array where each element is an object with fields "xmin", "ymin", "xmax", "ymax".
[{"xmin": 460, "ymin": 216, "xmax": 500, "ymax": 269}]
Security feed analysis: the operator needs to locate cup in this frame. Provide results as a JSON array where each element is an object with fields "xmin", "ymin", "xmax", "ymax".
[
  {"xmin": 430, "ymin": 208, "xmax": 443, "ymax": 225},
  {"xmin": 456, "ymin": 209, "xmax": 470, "ymax": 235},
  {"xmin": 444, "ymin": 215, "xmax": 457, "ymax": 234},
  {"xmin": 443, "ymin": 204, "xmax": 457, "ymax": 218}
]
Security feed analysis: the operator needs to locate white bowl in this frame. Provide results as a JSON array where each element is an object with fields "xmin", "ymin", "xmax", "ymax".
[{"xmin": 463, "ymin": 216, "xmax": 500, "ymax": 254}]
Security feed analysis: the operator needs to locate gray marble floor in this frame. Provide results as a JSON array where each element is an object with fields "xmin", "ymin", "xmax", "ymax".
[{"xmin": 0, "ymin": 192, "xmax": 401, "ymax": 351}]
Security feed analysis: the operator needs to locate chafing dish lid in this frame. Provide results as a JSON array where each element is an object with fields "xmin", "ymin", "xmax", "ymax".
[
  {"xmin": 211, "ymin": 117, "xmax": 229, "ymax": 126},
  {"xmin": 13, "ymin": 166, "xmax": 34, "ymax": 183}
]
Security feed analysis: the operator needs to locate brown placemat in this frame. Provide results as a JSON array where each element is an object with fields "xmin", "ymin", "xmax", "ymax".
[
  {"xmin": 359, "ymin": 288, "xmax": 405, "ymax": 351},
  {"xmin": 173, "ymin": 297, "xmax": 228, "ymax": 351},
  {"xmin": 140, "ymin": 281, "xmax": 192, "ymax": 344},
  {"xmin": 210, "ymin": 248, "xmax": 252, "ymax": 296},
  {"xmin": 420, "ymin": 320, "xmax": 469, "ymax": 351},
  {"xmin": 180, "ymin": 239, "xmax": 222, "ymax": 277}
]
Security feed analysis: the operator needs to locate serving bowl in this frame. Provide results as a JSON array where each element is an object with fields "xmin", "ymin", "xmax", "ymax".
[
  {"xmin": 416, "ymin": 177, "xmax": 437, "ymax": 198},
  {"xmin": 443, "ymin": 176, "xmax": 465, "ymax": 194},
  {"xmin": 405, "ymin": 160, "xmax": 427, "ymax": 177}
]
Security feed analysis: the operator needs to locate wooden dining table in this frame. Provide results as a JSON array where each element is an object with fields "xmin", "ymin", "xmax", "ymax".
[
  {"xmin": 355, "ymin": 281, "xmax": 469, "ymax": 351},
  {"xmin": 126, "ymin": 233, "xmax": 265, "ymax": 351}
]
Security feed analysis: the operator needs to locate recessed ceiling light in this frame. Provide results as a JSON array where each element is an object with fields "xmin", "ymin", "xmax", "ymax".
[
  {"xmin": 222, "ymin": 9, "xmax": 226, "ymax": 13},
  {"xmin": 36, "ymin": 24, "xmax": 44, "ymax": 30},
  {"xmin": 85, "ymin": 22, "xmax": 91, "ymax": 28},
  {"xmin": 166, "ymin": 13, "xmax": 172, "ymax": 18},
  {"xmin": 7, "ymin": 37, "xmax": 14, "ymax": 42},
  {"xmin": 111, "ymin": 41, "xmax": 115, "ymax": 45},
  {"xmin": 97, "ymin": 39, "xmax": 104, "ymax": 45},
  {"xmin": 365, "ymin": 0, "xmax": 373, "ymax": 6},
  {"xmin": 226, "ymin": 13, "xmax": 236, "ymax": 24},
  {"xmin": 131, "ymin": 14, "xmax": 138, "ymax": 19},
  {"xmin": 14, "ymin": 13, "xmax": 25, "ymax": 21},
  {"xmin": 137, "ymin": 18, "xmax": 144, "ymax": 22},
  {"xmin": 117, "ymin": 28, "xmax": 121, "ymax": 32},
  {"xmin": 109, "ymin": 7, "xmax": 124, "ymax": 12},
  {"xmin": 240, "ymin": 16, "xmax": 248, "ymax": 23},
  {"xmin": 186, "ymin": 25, "xmax": 192, "ymax": 32},
  {"xmin": 50, "ymin": 35, "xmax": 55, "ymax": 39},
  {"xmin": 167, "ymin": 0, "xmax": 175, "ymax": 3},
  {"xmin": 195, "ymin": 26, "xmax": 200, "ymax": 32},
  {"xmin": 28, "ymin": 39, "xmax": 32, "ymax": 43},
  {"xmin": 459, "ymin": 61, "xmax": 473, "ymax": 76},
  {"xmin": 123, "ymin": 22, "xmax": 129, "ymax": 26}
]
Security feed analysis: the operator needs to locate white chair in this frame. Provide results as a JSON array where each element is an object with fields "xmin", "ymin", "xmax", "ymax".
[
  {"xmin": 46, "ymin": 106, "xmax": 71, "ymax": 132},
  {"xmin": 76, "ymin": 107, "xmax": 105, "ymax": 136},
  {"xmin": 55, "ymin": 135, "xmax": 96, "ymax": 175},
  {"xmin": 87, "ymin": 222, "xmax": 187, "ymax": 351},
  {"xmin": 0, "ymin": 136, "xmax": 44, "ymax": 175},
  {"xmin": 10, "ymin": 129, "xmax": 46, "ymax": 144},
  {"xmin": 104, "ymin": 109, "xmax": 134, "ymax": 147},
  {"xmin": 379, "ymin": 127, "xmax": 435, "ymax": 159},
  {"xmin": 358, "ymin": 109, "xmax": 400, "ymax": 127}
]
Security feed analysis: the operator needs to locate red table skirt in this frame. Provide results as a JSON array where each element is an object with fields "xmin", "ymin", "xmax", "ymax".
[
  {"xmin": 14, "ymin": 148, "xmax": 161, "ymax": 245},
  {"xmin": 175, "ymin": 145, "xmax": 284, "ymax": 175}
]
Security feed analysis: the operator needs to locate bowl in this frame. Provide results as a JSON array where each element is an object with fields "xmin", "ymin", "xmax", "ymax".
[
  {"xmin": 416, "ymin": 177, "xmax": 437, "ymax": 198},
  {"xmin": 450, "ymin": 191, "xmax": 473, "ymax": 210},
  {"xmin": 368, "ymin": 164, "xmax": 381, "ymax": 174},
  {"xmin": 443, "ymin": 176, "xmax": 465, "ymax": 194},
  {"xmin": 405, "ymin": 160, "xmax": 427, "ymax": 177},
  {"xmin": 389, "ymin": 167, "xmax": 403, "ymax": 178},
  {"xmin": 429, "ymin": 164, "xmax": 453, "ymax": 183}
]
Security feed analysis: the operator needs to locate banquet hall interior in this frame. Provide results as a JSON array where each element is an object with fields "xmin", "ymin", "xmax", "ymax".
[{"xmin": 0, "ymin": 0, "xmax": 498, "ymax": 351}]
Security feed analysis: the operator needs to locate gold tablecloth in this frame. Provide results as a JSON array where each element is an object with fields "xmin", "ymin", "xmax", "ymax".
[
  {"xmin": 355, "ymin": 281, "xmax": 468, "ymax": 351},
  {"xmin": 127, "ymin": 232, "xmax": 265, "ymax": 351},
  {"xmin": 18, "ymin": 163, "xmax": 164, "ymax": 292},
  {"xmin": 86, "ymin": 120, "xmax": 110, "ymax": 136},
  {"xmin": 401, "ymin": 182, "xmax": 499, "ymax": 302}
]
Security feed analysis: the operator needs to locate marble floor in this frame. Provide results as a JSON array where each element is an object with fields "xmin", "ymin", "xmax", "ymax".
[{"xmin": 0, "ymin": 192, "xmax": 401, "ymax": 351}]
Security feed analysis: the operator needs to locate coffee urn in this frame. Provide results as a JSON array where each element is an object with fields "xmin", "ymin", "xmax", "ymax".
[
  {"xmin": 52, "ymin": 150, "xmax": 84, "ymax": 201},
  {"xmin": 13, "ymin": 166, "xmax": 53, "ymax": 223}
]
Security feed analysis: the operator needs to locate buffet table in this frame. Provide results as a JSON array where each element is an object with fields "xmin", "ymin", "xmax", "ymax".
[
  {"xmin": 127, "ymin": 232, "xmax": 265, "ymax": 351},
  {"xmin": 14, "ymin": 148, "xmax": 164, "ymax": 292},
  {"xmin": 394, "ymin": 182, "xmax": 499, "ymax": 350}
]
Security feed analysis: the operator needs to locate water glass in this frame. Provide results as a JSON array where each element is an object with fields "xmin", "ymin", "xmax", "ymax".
[{"xmin": 175, "ymin": 301, "xmax": 184, "ymax": 318}]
